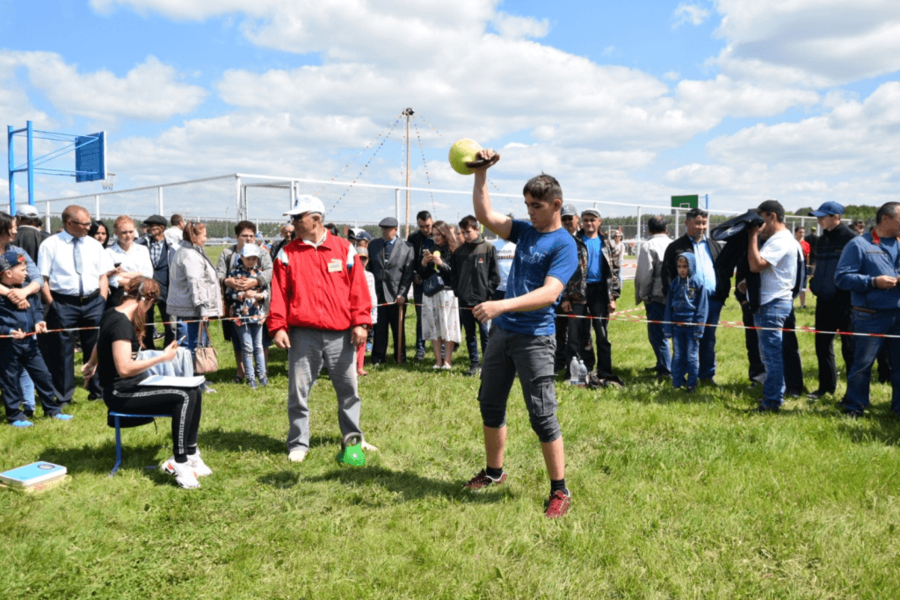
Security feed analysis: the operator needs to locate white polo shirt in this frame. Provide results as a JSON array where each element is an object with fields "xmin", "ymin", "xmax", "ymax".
[
  {"xmin": 38, "ymin": 230, "xmax": 115, "ymax": 296},
  {"xmin": 106, "ymin": 241, "xmax": 154, "ymax": 288}
]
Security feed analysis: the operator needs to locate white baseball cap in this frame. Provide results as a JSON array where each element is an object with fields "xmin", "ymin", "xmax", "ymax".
[
  {"xmin": 285, "ymin": 194, "xmax": 325, "ymax": 217},
  {"xmin": 241, "ymin": 243, "xmax": 262, "ymax": 258}
]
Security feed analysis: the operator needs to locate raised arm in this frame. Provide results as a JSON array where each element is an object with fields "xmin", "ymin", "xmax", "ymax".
[{"xmin": 471, "ymin": 149, "xmax": 513, "ymax": 240}]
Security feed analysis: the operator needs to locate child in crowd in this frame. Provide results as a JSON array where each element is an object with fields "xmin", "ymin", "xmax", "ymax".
[
  {"xmin": 225, "ymin": 244, "xmax": 269, "ymax": 388},
  {"xmin": 450, "ymin": 215, "xmax": 500, "ymax": 377},
  {"xmin": 664, "ymin": 252, "xmax": 709, "ymax": 393},
  {"xmin": 0, "ymin": 251, "xmax": 71, "ymax": 427},
  {"xmin": 355, "ymin": 247, "xmax": 378, "ymax": 376}
]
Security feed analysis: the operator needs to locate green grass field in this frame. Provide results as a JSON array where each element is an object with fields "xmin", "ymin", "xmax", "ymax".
[{"xmin": 3, "ymin": 251, "xmax": 900, "ymax": 599}]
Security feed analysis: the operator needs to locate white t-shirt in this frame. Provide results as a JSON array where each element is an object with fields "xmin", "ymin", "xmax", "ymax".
[{"xmin": 759, "ymin": 229, "xmax": 801, "ymax": 305}]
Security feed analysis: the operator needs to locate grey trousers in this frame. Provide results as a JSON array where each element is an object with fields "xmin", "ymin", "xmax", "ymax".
[{"xmin": 287, "ymin": 327, "xmax": 363, "ymax": 452}]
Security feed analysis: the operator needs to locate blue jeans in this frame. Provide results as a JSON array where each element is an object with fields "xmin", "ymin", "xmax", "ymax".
[
  {"xmin": 18, "ymin": 368, "xmax": 35, "ymax": 411},
  {"xmin": 179, "ymin": 320, "xmax": 210, "ymax": 356},
  {"xmin": 699, "ymin": 298, "xmax": 723, "ymax": 380},
  {"xmin": 845, "ymin": 309, "xmax": 900, "ymax": 414},
  {"xmin": 238, "ymin": 320, "xmax": 266, "ymax": 381},
  {"xmin": 646, "ymin": 302, "xmax": 671, "ymax": 376},
  {"xmin": 671, "ymin": 327, "xmax": 700, "ymax": 388},
  {"xmin": 754, "ymin": 298, "xmax": 793, "ymax": 408}
]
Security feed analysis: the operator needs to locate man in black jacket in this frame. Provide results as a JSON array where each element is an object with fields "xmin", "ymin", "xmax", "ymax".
[
  {"xmin": 807, "ymin": 201, "xmax": 857, "ymax": 400},
  {"xmin": 13, "ymin": 204, "xmax": 48, "ymax": 263},
  {"xmin": 555, "ymin": 205, "xmax": 589, "ymax": 375},
  {"xmin": 451, "ymin": 215, "xmax": 500, "ymax": 376},
  {"xmin": 662, "ymin": 208, "xmax": 723, "ymax": 385},
  {"xmin": 367, "ymin": 217, "xmax": 415, "ymax": 365},
  {"xmin": 407, "ymin": 211, "xmax": 433, "ymax": 361}
]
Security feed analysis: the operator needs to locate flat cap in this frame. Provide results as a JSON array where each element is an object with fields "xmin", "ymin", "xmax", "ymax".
[
  {"xmin": 143, "ymin": 214, "xmax": 168, "ymax": 226},
  {"xmin": 379, "ymin": 217, "xmax": 399, "ymax": 228}
]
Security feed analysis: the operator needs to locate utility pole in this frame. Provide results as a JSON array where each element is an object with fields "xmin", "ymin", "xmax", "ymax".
[{"xmin": 403, "ymin": 107, "xmax": 414, "ymax": 239}]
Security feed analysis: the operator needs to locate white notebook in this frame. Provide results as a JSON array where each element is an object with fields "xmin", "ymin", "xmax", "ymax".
[{"xmin": 139, "ymin": 375, "xmax": 206, "ymax": 388}]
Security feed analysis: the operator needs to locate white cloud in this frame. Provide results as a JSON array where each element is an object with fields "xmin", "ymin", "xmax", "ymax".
[
  {"xmin": 713, "ymin": 0, "xmax": 900, "ymax": 85},
  {"xmin": 673, "ymin": 4, "xmax": 710, "ymax": 28},
  {"xmin": 0, "ymin": 53, "xmax": 55, "ymax": 130},
  {"xmin": 675, "ymin": 75, "xmax": 820, "ymax": 119},
  {"xmin": 491, "ymin": 12, "xmax": 550, "ymax": 39},
  {"xmin": 2, "ymin": 51, "xmax": 207, "ymax": 125},
  {"xmin": 661, "ymin": 81, "xmax": 900, "ymax": 210}
]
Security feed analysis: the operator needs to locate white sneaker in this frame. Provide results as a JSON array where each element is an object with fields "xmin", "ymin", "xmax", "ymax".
[
  {"xmin": 161, "ymin": 457, "xmax": 200, "ymax": 489},
  {"xmin": 187, "ymin": 451, "xmax": 213, "ymax": 477},
  {"xmin": 288, "ymin": 448, "xmax": 308, "ymax": 463},
  {"xmin": 361, "ymin": 441, "xmax": 379, "ymax": 452}
]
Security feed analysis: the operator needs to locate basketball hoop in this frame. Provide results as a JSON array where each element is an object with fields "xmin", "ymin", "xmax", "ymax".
[{"xmin": 100, "ymin": 173, "xmax": 116, "ymax": 191}]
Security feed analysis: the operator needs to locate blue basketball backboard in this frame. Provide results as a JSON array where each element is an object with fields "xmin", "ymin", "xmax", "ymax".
[{"xmin": 75, "ymin": 132, "xmax": 106, "ymax": 182}]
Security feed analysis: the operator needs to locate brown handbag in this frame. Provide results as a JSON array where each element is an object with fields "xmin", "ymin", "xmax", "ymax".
[{"xmin": 193, "ymin": 321, "xmax": 219, "ymax": 374}]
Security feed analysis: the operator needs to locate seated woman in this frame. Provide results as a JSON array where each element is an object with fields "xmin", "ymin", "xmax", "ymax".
[{"xmin": 82, "ymin": 276, "xmax": 210, "ymax": 489}]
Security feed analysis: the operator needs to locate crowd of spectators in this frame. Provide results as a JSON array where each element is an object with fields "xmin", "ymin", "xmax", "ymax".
[{"xmin": 2, "ymin": 197, "xmax": 898, "ymax": 438}]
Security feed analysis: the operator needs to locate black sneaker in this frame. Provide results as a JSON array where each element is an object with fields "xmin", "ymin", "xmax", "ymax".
[
  {"xmin": 414, "ymin": 349, "xmax": 426, "ymax": 361},
  {"xmin": 806, "ymin": 390, "xmax": 829, "ymax": 401},
  {"xmin": 684, "ymin": 386, "xmax": 696, "ymax": 394},
  {"xmin": 465, "ymin": 365, "xmax": 481, "ymax": 377},
  {"xmin": 700, "ymin": 378, "xmax": 718, "ymax": 387}
]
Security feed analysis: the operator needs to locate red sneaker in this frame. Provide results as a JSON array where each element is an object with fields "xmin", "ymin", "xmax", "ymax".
[
  {"xmin": 463, "ymin": 469, "xmax": 507, "ymax": 490},
  {"xmin": 545, "ymin": 489, "xmax": 571, "ymax": 518}
]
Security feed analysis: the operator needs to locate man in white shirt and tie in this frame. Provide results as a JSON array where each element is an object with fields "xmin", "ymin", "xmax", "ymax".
[{"xmin": 38, "ymin": 205, "xmax": 115, "ymax": 403}]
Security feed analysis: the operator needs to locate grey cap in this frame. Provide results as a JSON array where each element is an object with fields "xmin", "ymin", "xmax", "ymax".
[
  {"xmin": 560, "ymin": 204, "xmax": 578, "ymax": 217},
  {"xmin": 15, "ymin": 204, "xmax": 39, "ymax": 218},
  {"xmin": 581, "ymin": 208, "xmax": 601, "ymax": 219},
  {"xmin": 379, "ymin": 217, "xmax": 399, "ymax": 228}
]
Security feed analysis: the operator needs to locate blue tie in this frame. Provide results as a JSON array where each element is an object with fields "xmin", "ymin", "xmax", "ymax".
[{"xmin": 73, "ymin": 237, "xmax": 84, "ymax": 296}]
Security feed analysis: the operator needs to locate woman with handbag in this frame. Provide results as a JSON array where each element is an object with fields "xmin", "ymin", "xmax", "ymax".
[
  {"xmin": 83, "ymin": 277, "xmax": 210, "ymax": 489},
  {"xmin": 167, "ymin": 222, "xmax": 223, "ymax": 392},
  {"xmin": 421, "ymin": 221, "xmax": 461, "ymax": 370}
]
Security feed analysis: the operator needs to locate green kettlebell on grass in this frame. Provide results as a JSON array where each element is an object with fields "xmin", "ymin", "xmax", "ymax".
[{"xmin": 337, "ymin": 433, "xmax": 365, "ymax": 467}]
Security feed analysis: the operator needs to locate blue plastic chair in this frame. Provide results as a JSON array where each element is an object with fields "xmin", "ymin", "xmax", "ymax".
[{"xmin": 108, "ymin": 412, "xmax": 172, "ymax": 477}]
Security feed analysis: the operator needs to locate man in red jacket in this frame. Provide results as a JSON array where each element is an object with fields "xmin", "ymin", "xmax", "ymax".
[{"xmin": 270, "ymin": 195, "xmax": 376, "ymax": 463}]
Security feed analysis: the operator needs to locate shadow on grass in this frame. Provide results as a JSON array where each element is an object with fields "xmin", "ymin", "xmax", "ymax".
[
  {"xmin": 835, "ymin": 407, "xmax": 900, "ymax": 447},
  {"xmin": 40, "ymin": 440, "xmax": 166, "ymax": 477},
  {"xmin": 199, "ymin": 427, "xmax": 286, "ymax": 454},
  {"xmin": 260, "ymin": 465, "xmax": 510, "ymax": 505}
]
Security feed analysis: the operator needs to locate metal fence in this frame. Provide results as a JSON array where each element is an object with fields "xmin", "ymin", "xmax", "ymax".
[{"xmin": 15, "ymin": 172, "xmax": 854, "ymax": 243}]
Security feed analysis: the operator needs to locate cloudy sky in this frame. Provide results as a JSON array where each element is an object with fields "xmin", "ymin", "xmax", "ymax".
[{"xmin": 3, "ymin": 0, "xmax": 900, "ymax": 220}]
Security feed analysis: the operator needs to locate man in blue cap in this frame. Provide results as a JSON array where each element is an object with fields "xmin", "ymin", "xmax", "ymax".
[{"xmin": 807, "ymin": 201, "xmax": 857, "ymax": 401}]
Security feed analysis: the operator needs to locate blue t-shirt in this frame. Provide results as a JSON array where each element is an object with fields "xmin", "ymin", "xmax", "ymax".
[
  {"xmin": 584, "ymin": 236, "xmax": 603, "ymax": 283},
  {"xmin": 493, "ymin": 220, "xmax": 578, "ymax": 336}
]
